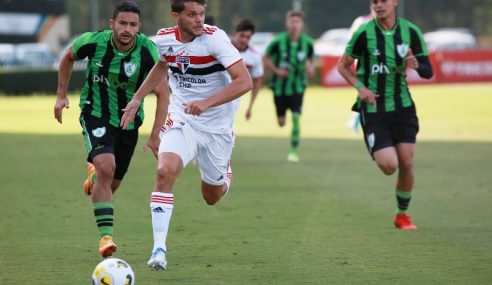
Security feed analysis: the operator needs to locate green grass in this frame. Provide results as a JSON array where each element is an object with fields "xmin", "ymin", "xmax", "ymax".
[{"xmin": 1, "ymin": 84, "xmax": 491, "ymax": 284}]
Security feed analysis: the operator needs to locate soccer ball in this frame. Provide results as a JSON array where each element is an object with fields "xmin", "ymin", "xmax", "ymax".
[{"xmin": 92, "ymin": 258, "xmax": 135, "ymax": 285}]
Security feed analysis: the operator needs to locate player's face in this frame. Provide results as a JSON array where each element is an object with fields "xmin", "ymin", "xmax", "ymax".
[
  {"xmin": 286, "ymin": 15, "xmax": 304, "ymax": 36},
  {"xmin": 173, "ymin": 2, "xmax": 205, "ymax": 38},
  {"xmin": 371, "ymin": 0, "xmax": 398, "ymax": 20},
  {"xmin": 109, "ymin": 12, "xmax": 140, "ymax": 48},
  {"xmin": 233, "ymin": 30, "xmax": 253, "ymax": 51}
]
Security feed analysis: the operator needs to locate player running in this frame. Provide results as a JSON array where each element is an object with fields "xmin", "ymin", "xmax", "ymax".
[
  {"xmin": 120, "ymin": 0, "xmax": 252, "ymax": 270},
  {"xmin": 230, "ymin": 19, "xmax": 264, "ymax": 120},
  {"xmin": 54, "ymin": 1, "xmax": 168, "ymax": 257},
  {"xmin": 263, "ymin": 10, "xmax": 315, "ymax": 162},
  {"xmin": 337, "ymin": 0, "xmax": 433, "ymax": 230}
]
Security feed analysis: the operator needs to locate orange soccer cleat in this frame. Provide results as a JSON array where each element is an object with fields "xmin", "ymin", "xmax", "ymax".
[
  {"xmin": 83, "ymin": 163, "xmax": 95, "ymax": 195},
  {"xmin": 394, "ymin": 213, "xmax": 418, "ymax": 230}
]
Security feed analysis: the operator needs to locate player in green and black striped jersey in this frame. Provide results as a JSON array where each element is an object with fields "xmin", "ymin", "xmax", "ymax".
[
  {"xmin": 264, "ymin": 10, "xmax": 315, "ymax": 163},
  {"xmin": 338, "ymin": 0, "xmax": 433, "ymax": 230},
  {"xmin": 54, "ymin": 1, "xmax": 169, "ymax": 257}
]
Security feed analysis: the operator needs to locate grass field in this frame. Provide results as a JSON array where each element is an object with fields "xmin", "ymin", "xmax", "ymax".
[{"xmin": 1, "ymin": 84, "xmax": 491, "ymax": 284}]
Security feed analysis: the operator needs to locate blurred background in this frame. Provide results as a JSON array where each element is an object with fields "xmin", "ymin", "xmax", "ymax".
[{"xmin": 0, "ymin": 0, "xmax": 491, "ymax": 93}]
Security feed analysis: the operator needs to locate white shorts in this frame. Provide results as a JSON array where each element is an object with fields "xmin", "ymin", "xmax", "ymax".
[{"xmin": 158, "ymin": 116, "xmax": 234, "ymax": 186}]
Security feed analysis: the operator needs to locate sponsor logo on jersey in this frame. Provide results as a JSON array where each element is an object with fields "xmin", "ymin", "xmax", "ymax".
[
  {"xmin": 397, "ymin": 43, "xmax": 409, "ymax": 58},
  {"xmin": 297, "ymin": 51, "xmax": 306, "ymax": 61},
  {"xmin": 92, "ymin": 74, "xmax": 134, "ymax": 89},
  {"xmin": 92, "ymin": 127, "xmax": 106, "ymax": 138},
  {"xmin": 124, "ymin": 61, "xmax": 137, "ymax": 77},
  {"xmin": 176, "ymin": 56, "xmax": 190, "ymax": 73},
  {"xmin": 373, "ymin": 49, "xmax": 381, "ymax": 56},
  {"xmin": 371, "ymin": 63, "xmax": 390, "ymax": 74}
]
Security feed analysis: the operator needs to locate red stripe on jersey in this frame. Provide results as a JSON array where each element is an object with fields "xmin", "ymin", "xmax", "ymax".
[
  {"xmin": 225, "ymin": 58, "xmax": 243, "ymax": 69},
  {"xmin": 164, "ymin": 55, "xmax": 217, "ymax": 64},
  {"xmin": 157, "ymin": 26, "xmax": 177, "ymax": 35}
]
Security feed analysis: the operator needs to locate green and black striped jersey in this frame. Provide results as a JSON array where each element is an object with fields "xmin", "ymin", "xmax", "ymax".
[
  {"xmin": 345, "ymin": 18, "xmax": 429, "ymax": 113},
  {"xmin": 265, "ymin": 32, "xmax": 314, "ymax": 96},
  {"xmin": 72, "ymin": 30, "xmax": 159, "ymax": 129}
]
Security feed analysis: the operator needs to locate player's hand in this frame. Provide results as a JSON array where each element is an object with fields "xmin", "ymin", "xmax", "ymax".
[
  {"xmin": 121, "ymin": 98, "xmax": 141, "ymax": 129},
  {"xmin": 144, "ymin": 133, "xmax": 160, "ymax": 159},
  {"xmin": 406, "ymin": 48, "xmax": 419, "ymax": 70},
  {"xmin": 275, "ymin": 68, "xmax": 289, "ymax": 78},
  {"xmin": 245, "ymin": 107, "xmax": 252, "ymax": 120},
  {"xmin": 358, "ymin": 87, "xmax": 379, "ymax": 106},
  {"xmin": 183, "ymin": 100, "xmax": 209, "ymax": 116},
  {"xmin": 54, "ymin": 95, "xmax": 69, "ymax": 124}
]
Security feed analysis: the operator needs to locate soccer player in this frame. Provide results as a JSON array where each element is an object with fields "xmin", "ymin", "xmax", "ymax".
[
  {"xmin": 53, "ymin": 1, "xmax": 169, "ymax": 257},
  {"xmin": 337, "ymin": 0, "xmax": 433, "ymax": 230},
  {"xmin": 231, "ymin": 19, "xmax": 264, "ymax": 120},
  {"xmin": 120, "ymin": 0, "xmax": 252, "ymax": 270},
  {"xmin": 263, "ymin": 10, "xmax": 315, "ymax": 162}
]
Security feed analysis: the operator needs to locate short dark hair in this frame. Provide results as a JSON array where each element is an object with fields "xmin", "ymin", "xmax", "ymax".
[
  {"xmin": 170, "ymin": 0, "xmax": 207, "ymax": 13},
  {"xmin": 235, "ymin": 19, "xmax": 255, "ymax": 34},
  {"xmin": 286, "ymin": 10, "xmax": 304, "ymax": 19},
  {"xmin": 112, "ymin": 1, "xmax": 140, "ymax": 19}
]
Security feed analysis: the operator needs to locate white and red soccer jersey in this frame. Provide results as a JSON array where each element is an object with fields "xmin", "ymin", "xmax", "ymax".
[
  {"xmin": 240, "ymin": 46, "xmax": 263, "ymax": 79},
  {"xmin": 154, "ymin": 25, "xmax": 243, "ymax": 133}
]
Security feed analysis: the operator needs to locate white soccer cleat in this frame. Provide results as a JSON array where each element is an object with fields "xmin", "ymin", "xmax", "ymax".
[{"xmin": 147, "ymin": 248, "xmax": 167, "ymax": 271}]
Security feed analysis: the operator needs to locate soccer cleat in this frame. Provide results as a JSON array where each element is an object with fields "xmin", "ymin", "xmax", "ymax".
[
  {"xmin": 83, "ymin": 163, "xmax": 95, "ymax": 195},
  {"xmin": 99, "ymin": 235, "xmax": 118, "ymax": 258},
  {"xmin": 147, "ymin": 248, "xmax": 167, "ymax": 271},
  {"xmin": 394, "ymin": 214, "xmax": 418, "ymax": 230},
  {"xmin": 287, "ymin": 150, "xmax": 299, "ymax": 163}
]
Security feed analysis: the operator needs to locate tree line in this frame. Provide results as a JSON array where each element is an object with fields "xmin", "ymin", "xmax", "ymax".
[{"xmin": 68, "ymin": 0, "xmax": 492, "ymax": 37}]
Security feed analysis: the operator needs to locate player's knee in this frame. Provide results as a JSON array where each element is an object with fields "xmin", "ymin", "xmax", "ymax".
[
  {"xmin": 156, "ymin": 163, "xmax": 179, "ymax": 181},
  {"xmin": 203, "ymin": 195, "xmax": 219, "ymax": 206},
  {"xmin": 96, "ymin": 162, "xmax": 116, "ymax": 179},
  {"xmin": 378, "ymin": 161, "xmax": 398, "ymax": 175},
  {"xmin": 398, "ymin": 159, "xmax": 413, "ymax": 173},
  {"xmin": 278, "ymin": 118, "xmax": 286, "ymax": 127}
]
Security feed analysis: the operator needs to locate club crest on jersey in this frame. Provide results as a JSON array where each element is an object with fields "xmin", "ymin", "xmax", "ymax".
[
  {"xmin": 397, "ymin": 44, "xmax": 409, "ymax": 58},
  {"xmin": 176, "ymin": 56, "xmax": 190, "ymax": 73},
  {"xmin": 92, "ymin": 127, "xmax": 106, "ymax": 138},
  {"xmin": 124, "ymin": 61, "xmax": 137, "ymax": 77}
]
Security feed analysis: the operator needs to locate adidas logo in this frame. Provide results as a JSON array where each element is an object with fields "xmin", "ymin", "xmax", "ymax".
[
  {"xmin": 152, "ymin": 207, "xmax": 165, "ymax": 213},
  {"xmin": 216, "ymin": 175, "xmax": 224, "ymax": 181}
]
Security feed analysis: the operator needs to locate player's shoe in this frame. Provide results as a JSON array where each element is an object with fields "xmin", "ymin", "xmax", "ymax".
[
  {"xmin": 287, "ymin": 149, "xmax": 299, "ymax": 163},
  {"xmin": 99, "ymin": 235, "xmax": 118, "ymax": 258},
  {"xmin": 394, "ymin": 214, "xmax": 418, "ymax": 230},
  {"xmin": 147, "ymin": 248, "xmax": 167, "ymax": 271},
  {"xmin": 83, "ymin": 163, "xmax": 95, "ymax": 195}
]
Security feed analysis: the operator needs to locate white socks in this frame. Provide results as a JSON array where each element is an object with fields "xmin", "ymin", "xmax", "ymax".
[{"xmin": 150, "ymin": 192, "xmax": 174, "ymax": 252}]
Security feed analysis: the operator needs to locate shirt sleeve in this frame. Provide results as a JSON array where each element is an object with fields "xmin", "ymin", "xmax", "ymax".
[
  {"xmin": 249, "ymin": 53, "xmax": 264, "ymax": 78},
  {"xmin": 409, "ymin": 25, "xmax": 429, "ymax": 57},
  {"xmin": 71, "ymin": 32, "xmax": 94, "ymax": 60},
  {"xmin": 209, "ymin": 29, "xmax": 242, "ymax": 68},
  {"xmin": 345, "ymin": 29, "xmax": 366, "ymax": 59}
]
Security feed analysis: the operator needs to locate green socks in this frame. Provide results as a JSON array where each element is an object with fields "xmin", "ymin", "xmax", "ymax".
[
  {"xmin": 93, "ymin": 202, "xmax": 114, "ymax": 237},
  {"xmin": 396, "ymin": 189, "xmax": 412, "ymax": 214},
  {"xmin": 291, "ymin": 112, "xmax": 301, "ymax": 151}
]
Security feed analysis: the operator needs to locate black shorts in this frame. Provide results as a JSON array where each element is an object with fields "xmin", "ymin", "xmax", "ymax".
[
  {"xmin": 273, "ymin": 92, "xmax": 304, "ymax": 117},
  {"xmin": 360, "ymin": 106, "xmax": 419, "ymax": 157},
  {"xmin": 79, "ymin": 114, "xmax": 138, "ymax": 180}
]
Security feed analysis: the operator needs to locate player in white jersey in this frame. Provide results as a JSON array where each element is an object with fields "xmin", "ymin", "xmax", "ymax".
[
  {"xmin": 120, "ymin": 0, "xmax": 252, "ymax": 271},
  {"xmin": 231, "ymin": 19, "xmax": 264, "ymax": 120}
]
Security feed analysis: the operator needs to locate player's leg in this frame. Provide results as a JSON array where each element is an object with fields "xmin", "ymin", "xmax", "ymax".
[
  {"xmin": 148, "ymin": 126, "xmax": 195, "ymax": 270},
  {"xmin": 197, "ymin": 131, "xmax": 234, "ymax": 205},
  {"xmin": 274, "ymin": 94, "xmax": 287, "ymax": 127},
  {"xmin": 80, "ymin": 115, "xmax": 119, "ymax": 257},
  {"xmin": 392, "ymin": 107, "xmax": 419, "ymax": 229},
  {"xmin": 110, "ymin": 128, "xmax": 139, "ymax": 193},
  {"xmin": 287, "ymin": 93, "xmax": 304, "ymax": 162}
]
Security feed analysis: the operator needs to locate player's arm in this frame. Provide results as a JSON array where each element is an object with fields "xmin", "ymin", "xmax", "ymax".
[
  {"xmin": 184, "ymin": 60, "xmax": 252, "ymax": 116},
  {"xmin": 121, "ymin": 60, "xmax": 169, "ymax": 129},
  {"xmin": 54, "ymin": 44, "xmax": 76, "ymax": 124},
  {"xmin": 306, "ymin": 41, "xmax": 315, "ymax": 78},
  {"xmin": 406, "ymin": 49, "xmax": 433, "ymax": 79},
  {"xmin": 337, "ymin": 53, "xmax": 378, "ymax": 106},
  {"xmin": 144, "ymin": 78, "xmax": 170, "ymax": 158},
  {"xmin": 245, "ymin": 76, "xmax": 262, "ymax": 120},
  {"xmin": 263, "ymin": 54, "xmax": 288, "ymax": 78}
]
